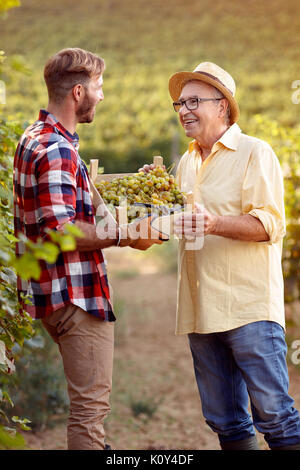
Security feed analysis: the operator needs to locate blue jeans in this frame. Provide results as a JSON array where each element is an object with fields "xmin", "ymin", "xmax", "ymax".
[{"xmin": 188, "ymin": 321, "xmax": 300, "ymax": 448}]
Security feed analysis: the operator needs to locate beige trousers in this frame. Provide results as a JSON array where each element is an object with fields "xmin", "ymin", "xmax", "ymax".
[{"xmin": 42, "ymin": 304, "xmax": 114, "ymax": 450}]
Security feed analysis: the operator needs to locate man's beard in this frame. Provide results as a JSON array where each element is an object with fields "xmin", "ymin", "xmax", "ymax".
[{"xmin": 76, "ymin": 94, "xmax": 95, "ymax": 123}]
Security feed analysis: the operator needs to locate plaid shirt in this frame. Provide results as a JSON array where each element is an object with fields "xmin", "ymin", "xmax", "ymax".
[{"xmin": 13, "ymin": 109, "xmax": 115, "ymax": 321}]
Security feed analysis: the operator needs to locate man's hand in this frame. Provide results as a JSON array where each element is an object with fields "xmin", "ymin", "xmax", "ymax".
[
  {"xmin": 138, "ymin": 163, "xmax": 166, "ymax": 173},
  {"xmin": 174, "ymin": 203, "xmax": 217, "ymax": 238},
  {"xmin": 174, "ymin": 202, "xmax": 270, "ymax": 242},
  {"xmin": 119, "ymin": 214, "xmax": 169, "ymax": 250}
]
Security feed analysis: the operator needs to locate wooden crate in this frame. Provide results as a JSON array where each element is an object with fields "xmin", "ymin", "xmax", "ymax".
[
  {"xmin": 89, "ymin": 156, "xmax": 164, "ymax": 224},
  {"xmin": 89, "ymin": 155, "xmax": 194, "ymax": 227}
]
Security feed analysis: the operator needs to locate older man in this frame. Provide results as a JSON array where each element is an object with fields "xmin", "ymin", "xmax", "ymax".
[{"xmin": 169, "ymin": 62, "xmax": 300, "ymax": 450}]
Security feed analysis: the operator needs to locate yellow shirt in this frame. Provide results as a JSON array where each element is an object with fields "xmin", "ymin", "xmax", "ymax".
[{"xmin": 175, "ymin": 123, "xmax": 286, "ymax": 334}]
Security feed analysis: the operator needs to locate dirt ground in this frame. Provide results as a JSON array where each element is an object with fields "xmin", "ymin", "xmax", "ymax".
[{"xmin": 22, "ymin": 246, "xmax": 300, "ymax": 451}]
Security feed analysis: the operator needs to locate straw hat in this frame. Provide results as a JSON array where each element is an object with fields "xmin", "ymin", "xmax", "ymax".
[{"xmin": 169, "ymin": 62, "xmax": 239, "ymax": 124}]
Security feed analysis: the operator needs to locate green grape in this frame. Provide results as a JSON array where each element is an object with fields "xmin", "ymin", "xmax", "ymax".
[{"xmin": 95, "ymin": 166, "xmax": 186, "ymax": 222}]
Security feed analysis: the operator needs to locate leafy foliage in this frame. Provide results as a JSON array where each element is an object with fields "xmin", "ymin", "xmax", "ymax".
[
  {"xmin": 0, "ymin": 0, "xmax": 20, "ymax": 16},
  {"xmin": 0, "ymin": 112, "xmax": 35, "ymax": 363},
  {"xmin": 0, "ymin": 424, "xmax": 27, "ymax": 450},
  {"xmin": 1, "ymin": 322, "xmax": 68, "ymax": 431}
]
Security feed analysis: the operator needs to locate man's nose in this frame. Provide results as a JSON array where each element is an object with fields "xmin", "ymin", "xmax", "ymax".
[{"xmin": 179, "ymin": 104, "xmax": 190, "ymax": 117}]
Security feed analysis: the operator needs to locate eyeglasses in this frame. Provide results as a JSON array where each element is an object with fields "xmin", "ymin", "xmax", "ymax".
[{"xmin": 172, "ymin": 97, "xmax": 223, "ymax": 112}]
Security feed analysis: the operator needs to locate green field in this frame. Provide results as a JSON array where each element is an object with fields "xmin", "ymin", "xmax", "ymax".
[{"xmin": 2, "ymin": 0, "xmax": 300, "ymax": 171}]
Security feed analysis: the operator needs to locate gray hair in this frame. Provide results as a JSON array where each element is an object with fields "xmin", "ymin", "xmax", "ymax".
[{"xmin": 212, "ymin": 87, "xmax": 231, "ymax": 125}]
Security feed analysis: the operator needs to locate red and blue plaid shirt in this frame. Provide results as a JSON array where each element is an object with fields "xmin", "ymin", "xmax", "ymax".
[{"xmin": 13, "ymin": 109, "xmax": 115, "ymax": 321}]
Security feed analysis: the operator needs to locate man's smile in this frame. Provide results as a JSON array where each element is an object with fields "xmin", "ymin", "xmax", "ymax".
[
  {"xmin": 184, "ymin": 119, "xmax": 197, "ymax": 125},
  {"xmin": 182, "ymin": 116, "xmax": 198, "ymax": 128}
]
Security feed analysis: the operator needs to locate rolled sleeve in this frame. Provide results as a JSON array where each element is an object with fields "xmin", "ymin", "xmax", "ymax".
[
  {"xmin": 242, "ymin": 141, "xmax": 286, "ymax": 244},
  {"xmin": 34, "ymin": 143, "xmax": 78, "ymax": 236}
]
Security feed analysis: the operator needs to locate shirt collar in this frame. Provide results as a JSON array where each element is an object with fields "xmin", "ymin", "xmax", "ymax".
[
  {"xmin": 218, "ymin": 123, "xmax": 242, "ymax": 151},
  {"xmin": 38, "ymin": 109, "xmax": 79, "ymax": 149},
  {"xmin": 188, "ymin": 123, "xmax": 242, "ymax": 154}
]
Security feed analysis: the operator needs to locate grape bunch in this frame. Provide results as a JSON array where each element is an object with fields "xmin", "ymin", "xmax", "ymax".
[{"xmin": 95, "ymin": 166, "xmax": 186, "ymax": 222}]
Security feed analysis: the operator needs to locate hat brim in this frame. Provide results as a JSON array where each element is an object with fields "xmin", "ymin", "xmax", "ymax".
[{"xmin": 169, "ymin": 71, "xmax": 239, "ymax": 124}]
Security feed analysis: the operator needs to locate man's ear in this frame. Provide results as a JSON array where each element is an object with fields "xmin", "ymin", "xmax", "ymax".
[
  {"xmin": 218, "ymin": 98, "xmax": 229, "ymax": 118},
  {"xmin": 72, "ymin": 83, "xmax": 84, "ymax": 103}
]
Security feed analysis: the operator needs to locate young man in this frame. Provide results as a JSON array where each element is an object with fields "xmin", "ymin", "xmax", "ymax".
[
  {"xmin": 13, "ymin": 48, "xmax": 163, "ymax": 449},
  {"xmin": 169, "ymin": 62, "xmax": 300, "ymax": 450}
]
